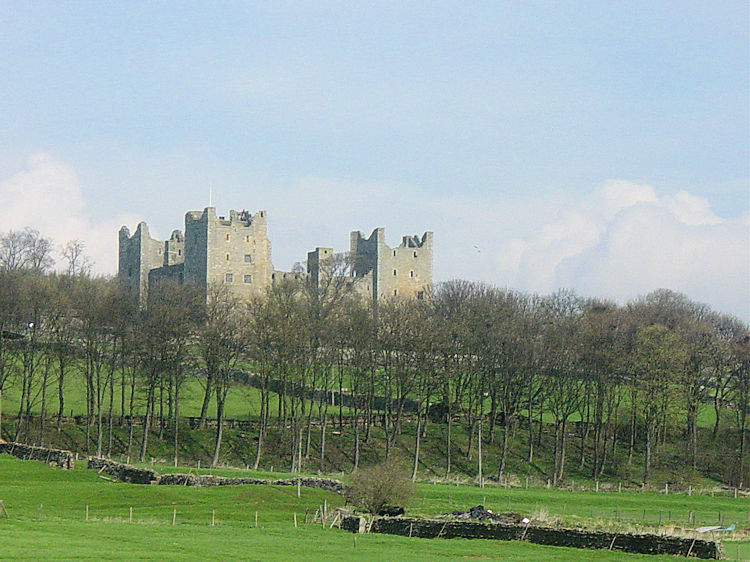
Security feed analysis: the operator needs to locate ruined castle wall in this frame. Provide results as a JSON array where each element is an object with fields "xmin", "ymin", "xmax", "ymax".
[
  {"xmin": 350, "ymin": 228, "xmax": 432, "ymax": 301},
  {"xmin": 307, "ymin": 247, "xmax": 333, "ymax": 287},
  {"xmin": 120, "ymin": 210, "xmax": 433, "ymax": 305},
  {"xmin": 118, "ymin": 222, "xmax": 166, "ymax": 303},
  {"xmin": 350, "ymin": 229, "xmax": 381, "ymax": 299},
  {"xmin": 148, "ymin": 263, "xmax": 185, "ymax": 289},
  {"xmin": 377, "ymin": 232, "xmax": 433, "ymax": 300},
  {"xmin": 164, "ymin": 230, "xmax": 185, "ymax": 267},
  {"xmin": 183, "ymin": 209, "xmax": 209, "ymax": 289}
]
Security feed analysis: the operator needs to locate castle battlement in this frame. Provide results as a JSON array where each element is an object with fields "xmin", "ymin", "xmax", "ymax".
[{"xmin": 119, "ymin": 207, "xmax": 432, "ymax": 304}]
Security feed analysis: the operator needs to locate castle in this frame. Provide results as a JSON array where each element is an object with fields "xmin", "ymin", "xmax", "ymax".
[{"xmin": 118, "ymin": 207, "xmax": 433, "ymax": 303}]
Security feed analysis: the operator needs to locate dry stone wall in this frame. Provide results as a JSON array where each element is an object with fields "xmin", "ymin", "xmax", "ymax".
[
  {"xmin": 85, "ymin": 458, "xmax": 346, "ymax": 494},
  {"xmin": 157, "ymin": 472, "xmax": 345, "ymax": 494},
  {"xmin": 87, "ymin": 458, "xmax": 159, "ymax": 484},
  {"xmin": 340, "ymin": 516, "xmax": 724, "ymax": 560},
  {"xmin": 0, "ymin": 442, "xmax": 74, "ymax": 469}
]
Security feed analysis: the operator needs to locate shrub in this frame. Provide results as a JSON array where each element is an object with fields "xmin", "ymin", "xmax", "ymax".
[{"xmin": 346, "ymin": 461, "xmax": 415, "ymax": 515}]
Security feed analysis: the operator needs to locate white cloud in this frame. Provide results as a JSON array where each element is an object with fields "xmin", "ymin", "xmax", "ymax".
[
  {"xmin": 498, "ymin": 180, "xmax": 749, "ymax": 319},
  {"xmin": 0, "ymin": 153, "xmax": 139, "ymax": 274}
]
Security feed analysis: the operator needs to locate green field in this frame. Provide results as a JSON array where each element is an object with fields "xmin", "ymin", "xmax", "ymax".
[
  {"xmin": 2, "ymin": 455, "xmax": 748, "ymax": 560},
  {"xmin": 0, "ymin": 368, "xmax": 355, "ymax": 421}
]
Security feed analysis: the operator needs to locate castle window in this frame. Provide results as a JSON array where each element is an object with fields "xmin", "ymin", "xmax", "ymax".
[
  {"xmin": 393, "ymin": 289, "xmax": 398, "ymax": 296},
  {"xmin": 392, "ymin": 250, "xmax": 396, "ymax": 257},
  {"xmin": 413, "ymin": 251, "xmax": 418, "ymax": 258},
  {"xmin": 245, "ymin": 235, "xmax": 250, "ymax": 242},
  {"xmin": 225, "ymin": 273, "xmax": 233, "ymax": 283},
  {"xmin": 178, "ymin": 249, "xmax": 182, "ymax": 256},
  {"xmin": 244, "ymin": 254, "xmax": 252, "ymax": 263},
  {"xmin": 225, "ymin": 234, "xmax": 230, "ymax": 241},
  {"xmin": 243, "ymin": 274, "xmax": 252, "ymax": 284},
  {"xmin": 272, "ymin": 273, "xmax": 276, "ymax": 280},
  {"xmin": 410, "ymin": 270, "xmax": 414, "ymax": 278},
  {"xmin": 226, "ymin": 253, "xmax": 230, "ymax": 261},
  {"xmin": 393, "ymin": 269, "xmax": 397, "ymax": 276}
]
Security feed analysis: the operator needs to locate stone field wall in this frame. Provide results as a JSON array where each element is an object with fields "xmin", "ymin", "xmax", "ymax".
[
  {"xmin": 86, "ymin": 458, "xmax": 345, "ymax": 494},
  {"xmin": 339, "ymin": 516, "xmax": 724, "ymax": 559},
  {"xmin": 0, "ymin": 442, "xmax": 74, "ymax": 470},
  {"xmin": 88, "ymin": 458, "xmax": 160, "ymax": 484}
]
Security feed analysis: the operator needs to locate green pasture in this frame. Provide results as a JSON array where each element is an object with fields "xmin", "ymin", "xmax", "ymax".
[
  {"xmin": 0, "ymin": 355, "xmax": 733, "ymax": 434},
  {"xmin": 0, "ymin": 370, "xmax": 355, "ymax": 421},
  {"xmin": 3, "ymin": 455, "xmax": 748, "ymax": 560}
]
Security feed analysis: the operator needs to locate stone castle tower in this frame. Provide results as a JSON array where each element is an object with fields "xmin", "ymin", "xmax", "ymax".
[
  {"xmin": 348, "ymin": 228, "xmax": 433, "ymax": 301},
  {"xmin": 119, "ymin": 207, "xmax": 432, "ymax": 303}
]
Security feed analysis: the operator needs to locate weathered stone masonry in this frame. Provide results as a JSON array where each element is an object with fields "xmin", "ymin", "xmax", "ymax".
[
  {"xmin": 340, "ymin": 516, "xmax": 724, "ymax": 559},
  {"xmin": 119, "ymin": 207, "xmax": 433, "ymax": 304},
  {"xmin": 86, "ymin": 457, "xmax": 346, "ymax": 494},
  {"xmin": 0, "ymin": 442, "xmax": 75, "ymax": 469}
]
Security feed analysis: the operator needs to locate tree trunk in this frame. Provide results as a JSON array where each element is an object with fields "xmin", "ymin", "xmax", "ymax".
[
  {"xmin": 254, "ymin": 389, "xmax": 269, "ymax": 470},
  {"xmin": 643, "ymin": 423, "xmax": 652, "ymax": 486},
  {"xmin": 446, "ymin": 411, "xmax": 452, "ymax": 474},
  {"xmin": 173, "ymin": 380, "xmax": 180, "ymax": 467},
  {"xmin": 477, "ymin": 416, "xmax": 483, "ymax": 488},
  {"xmin": 139, "ymin": 384, "xmax": 154, "ymax": 463},
  {"xmin": 527, "ymin": 395, "xmax": 534, "ymax": 464},
  {"xmin": 199, "ymin": 375, "xmax": 212, "ymax": 429},
  {"xmin": 96, "ymin": 366, "xmax": 104, "ymax": 458},
  {"xmin": 353, "ymin": 409, "xmax": 360, "ymax": 471},
  {"xmin": 39, "ymin": 357, "xmax": 50, "ymax": 446},
  {"xmin": 558, "ymin": 419, "xmax": 567, "ymax": 483},
  {"xmin": 211, "ymin": 391, "xmax": 225, "ymax": 468},
  {"xmin": 126, "ymin": 370, "xmax": 136, "ymax": 459},
  {"xmin": 497, "ymin": 419, "xmax": 509, "ymax": 481},
  {"xmin": 579, "ymin": 420, "xmax": 589, "ymax": 471},
  {"xmin": 56, "ymin": 355, "xmax": 65, "ymax": 431},
  {"xmin": 712, "ymin": 387, "xmax": 722, "ymax": 439},
  {"xmin": 628, "ymin": 406, "xmax": 636, "ymax": 466},
  {"xmin": 319, "ymin": 413, "xmax": 327, "ymax": 473},
  {"xmin": 107, "ymin": 367, "xmax": 114, "ymax": 457},
  {"xmin": 411, "ymin": 410, "xmax": 422, "ymax": 481}
]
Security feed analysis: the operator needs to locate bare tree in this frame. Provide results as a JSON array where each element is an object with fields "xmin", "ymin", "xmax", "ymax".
[
  {"xmin": 198, "ymin": 284, "xmax": 247, "ymax": 467},
  {"xmin": 62, "ymin": 240, "xmax": 92, "ymax": 277},
  {"xmin": 0, "ymin": 228, "xmax": 55, "ymax": 272}
]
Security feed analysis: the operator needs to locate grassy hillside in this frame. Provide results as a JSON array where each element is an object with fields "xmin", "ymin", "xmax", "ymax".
[
  {"xmin": 2, "ymin": 455, "xmax": 747, "ymax": 561},
  {"xmin": 1, "ymin": 360, "xmax": 745, "ymax": 488}
]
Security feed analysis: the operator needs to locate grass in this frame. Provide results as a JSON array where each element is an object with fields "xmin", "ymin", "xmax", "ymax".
[
  {"xmin": 4, "ymin": 454, "xmax": 747, "ymax": 561},
  {"xmin": 0, "ymin": 364, "xmax": 355, "ymax": 420},
  {"xmin": 411, "ymin": 482, "xmax": 750, "ymax": 531}
]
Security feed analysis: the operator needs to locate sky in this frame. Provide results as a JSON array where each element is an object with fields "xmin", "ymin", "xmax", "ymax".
[{"xmin": 0, "ymin": 2, "xmax": 748, "ymax": 319}]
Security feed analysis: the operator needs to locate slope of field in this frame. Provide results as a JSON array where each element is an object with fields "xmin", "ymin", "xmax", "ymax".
[{"xmin": 2, "ymin": 455, "xmax": 747, "ymax": 560}]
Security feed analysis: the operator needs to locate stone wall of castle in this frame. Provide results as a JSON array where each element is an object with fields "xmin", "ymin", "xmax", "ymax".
[
  {"xmin": 118, "ymin": 222, "xmax": 169, "ymax": 303},
  {"xmin": 350, "ymin": 228, "xmax": 433, "ymax": 301},
  {"xmin": 119, "ymin": 207, "xmax": 433, "ymax": 304},
  {"xmin": 184, "ymin": 207, "xmax": 273, "ymax": 300}
]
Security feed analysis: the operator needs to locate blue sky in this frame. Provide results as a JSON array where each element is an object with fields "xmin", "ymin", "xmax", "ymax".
[{"xmin": 0, "ymin": 2, "xmax": 748, "ymax": 318}]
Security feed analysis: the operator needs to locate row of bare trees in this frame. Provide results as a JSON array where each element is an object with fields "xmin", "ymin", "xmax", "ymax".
[{"xmin": 0, "ymin": 236, "xmax": 747, "ymax": 484}]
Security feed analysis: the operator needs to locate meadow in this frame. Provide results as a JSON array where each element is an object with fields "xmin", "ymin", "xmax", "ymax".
[{"xmin": 1, "ymin": 455, "xmax": 748, "ymax": 560}]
